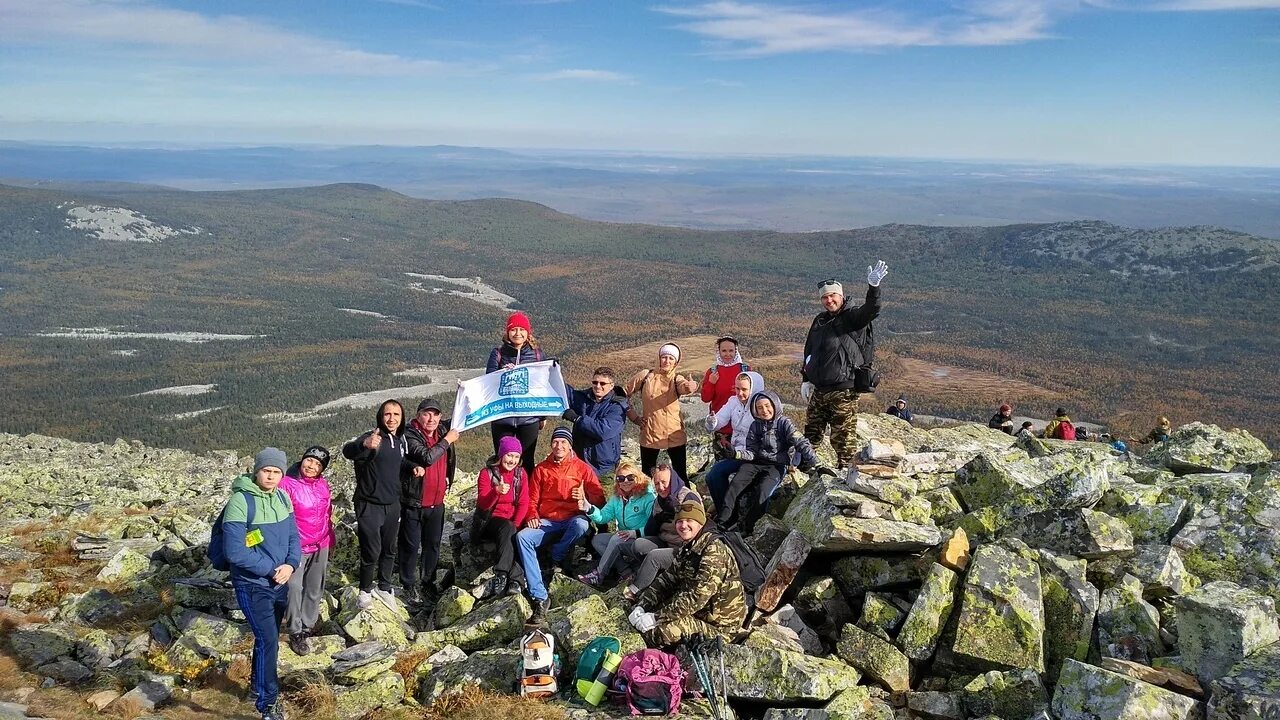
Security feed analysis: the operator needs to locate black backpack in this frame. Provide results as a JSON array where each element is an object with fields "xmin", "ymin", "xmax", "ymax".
[
  {"xmin": 710, "ymin": 529, "xmax": 766, "ymax": 605},
  {"xmin": 852, "ymin": 324, "xmax": 881, "ymax": 392}
]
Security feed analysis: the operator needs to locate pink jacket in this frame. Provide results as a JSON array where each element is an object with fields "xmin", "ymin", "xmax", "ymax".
[{"xmin": 280, "ymin": 473, "xmax": 335, "ymax": 553}]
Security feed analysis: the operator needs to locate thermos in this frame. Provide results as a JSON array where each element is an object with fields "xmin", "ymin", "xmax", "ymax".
[{"xmin": 583, "ymin": 650, "xmax": 622, "ymax": 706}]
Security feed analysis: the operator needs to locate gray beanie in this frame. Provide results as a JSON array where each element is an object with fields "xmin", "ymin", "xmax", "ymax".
[{"xmin": 254, "ymin": 447, "xmax": 287, "ymax": 474}]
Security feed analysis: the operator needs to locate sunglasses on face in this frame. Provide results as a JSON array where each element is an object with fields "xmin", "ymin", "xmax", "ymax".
[
  {"xmin": 617, "ymin": 475, "xmax": 636, "ymax": 483},
  {"xmin": 591, "ymin": 380, "xmax": 613, "ymax": 386}
]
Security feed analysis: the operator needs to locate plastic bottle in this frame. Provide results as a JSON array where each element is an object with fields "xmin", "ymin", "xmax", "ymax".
[{"xmin": 583, "ymin": 650, "xmax": 622, "ymax": 706}]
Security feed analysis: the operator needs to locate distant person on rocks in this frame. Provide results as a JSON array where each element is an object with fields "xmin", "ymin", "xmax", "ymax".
[
  {"xmin": 989, "ymin": 404, "xmax": 1015, "ymax": 434},
  {"xmin": 629, "ymin": 499, "xmax": 747, "ymax": 647},
  {"xmin": 222, "ymin": 448, "xmax": 300, "ymax": 720},
  {"xmin": 1043, "ymin": 408, "xmax": 1077, "ymax": 441},
  {"xmin": 342, "ymin": 399, "xmax": 407, "ymax": 611},
  {"xmin": 703, "ymin": 371, "xmax": 765, "ymax": 514},
  {"xmin": 701, "ymin": 336, "xmax": 751, "ymax": 443},
  {"xmin": 1137, "ymin": 417, "xmax": 1172, "ymax": 445},
  {"xmin": 399, "ymin": 398, "xmax": 461, "ymax": 608},
  {"xmin": 885, "ymin": 394, "xmax": 913, "ymax": 424},
  {"xmin": 474, "ymin": 435, "xmax": 530, "ymax": 600},
  {"xmin": 719, "ymin": 390, "xmax": 823, "ymax": 535},
  {"xmin": 1016, "ymin": 421, "xmax": 1036, "ymax": 440},
  {"xmin": 578, "ymin": 461, "xmax": 656, "ymax": 588},
  {"xmin": 487, "ymin": 311, "xmax": 547, "ymax": 476},
  {"xmin": 801, "ymin": 261, "xmax": 888, "ymax": 469},
  {"xmin": 624, "ymin": 464, "xmax": 698, "ymax": 601},
  {"xmin": 624, "ymin": 343, "xmax": 699, "ymax": 481},
  {"xmin": 562, "ymin": 366, "xmax": 628, "ymax": 478},
  {"xmin": 279, "ymin": 445, "xmax": 334, "ymax": 657},
  {"xmin": 517, "ymin": 426, "xmax": 606, "ymax": 624}
]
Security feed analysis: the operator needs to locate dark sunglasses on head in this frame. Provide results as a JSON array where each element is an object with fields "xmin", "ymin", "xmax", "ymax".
[
  {"xmin": 617, "ymin": 474, "xmax": 636, "ymax": 483},
  {"xmin": 818, "ymin": 278, "xmax": 837, "ymax": 287}
]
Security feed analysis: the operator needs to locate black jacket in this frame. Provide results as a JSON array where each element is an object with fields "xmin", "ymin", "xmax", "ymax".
[
  {"xmin": 989, "ymin": 413, "xmax": 1014, "ymax": 434},
  {"xmin": 802, "ymin": 285, "xmax": 881, "ymax": 391},
  {"xmin": 401, "ymin": 419, "xmax": 456, "ymax": 508},
  {"xmin": 342, "ymin": 406, "xmax": 407, "ymax": 505}
]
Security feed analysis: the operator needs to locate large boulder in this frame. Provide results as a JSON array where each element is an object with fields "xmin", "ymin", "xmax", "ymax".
[
  {"xmin": 278, "ymin": 634, "xmax": 346, "ymax": 677},
  {"xmin": 835, "ymin": 624, "xmax": 910, "ymax": 692},
  {"xmin": 164, "ymin": 610, "xmax": 249, "ymax": 677},
  {"xmin": 1052, "ymin": 659, "xmax": 1204, "ymax": 720},
  {"xmin": 721, "ymin": 643, "xmax": 861, "ymax": 704},
  {"xmin": 954, "ymin": 451, "xmax": 1045, "ymax": 509},
  {"xmin": 414, "ymin": 594, "xmax": 530, "ymax": 654},
  {"xmin": 960, "ymin": 669, "xmax": 1049, "ymax": 719},
  {"xmin": 760, "ymin": 688, "xmax": 874, "ymax": 720},
  {"xmin": 782, "ymin": 477, "xmax": 940, "ymax": 552},
  {"xmin": 1035, "ymin": 549, "xmax": 1100, "ymax": 680},
  {"xmin": 1003, "ymin": 508, "xmax": 1134, "ymax": 559},
  {"xmin": 335, "ymin": 586, "xmax": 414, "ymax": 648},
  {"xmin": 96, "ymin": 546, "xmax": 152, "ymax": 583},
  {"xmin": 1146, "ymin": 422, "xmax": 1272, "ymax": 475},
  {"xmin": 859, "ymin": 592, "xmax": 909, "ymax": 641},
  {"xmin": 432, "ymin": 586, "xmax": 476, "ymax": 629},
  {"xmin": 1096, "ymin": 481, "xmax": 1188, "ymax": 545},
  {"xmin": 1175, "ymin": 580, "xmax": 1280, "ymax": 686},
  {"xmin": 1096, "ymin": 574, "xmax": 1164, "ymax": 664},
  {"xmin": 831, "ymin": 554, "xmax": 933, "ymax": 600},
  {"xmin": 415, "ymin": 648, "xmax": 520, "ymax": 703},
  {"xmin": 546, "ymin": 594, "xmax": 645, "ymax": 669},
  {"xmin": 897, "ymin": 563, "xmax": 960, "ymax": 662},
  {"xmin": 1090, "ymin": 544, "xmax": 1197, "ymax": 597},
  {"xmin": 1208, "ymin": 642, "xmax": 1280, "ymax": 720},
  {"xmin": 947, "ymin": 544, "xmax": 1045, "ymax": 673},
  {"xmin": 1165, "ymin": 472, "xmax": 1280, "ymax": 602},
  {"xmin": 334, "ymin": 671, "xmax": 405, "ymax": 720}
]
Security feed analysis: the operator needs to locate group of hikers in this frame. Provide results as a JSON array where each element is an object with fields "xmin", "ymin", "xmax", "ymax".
[{"xmin": 213, "ymin": 258, "xmax": 1171, "ymax": 719}]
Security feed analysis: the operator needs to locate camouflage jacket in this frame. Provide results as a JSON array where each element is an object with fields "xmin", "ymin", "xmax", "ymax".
[{"xmin": 635, "ymin": 529, "xmax": 748, "ymax": 631}]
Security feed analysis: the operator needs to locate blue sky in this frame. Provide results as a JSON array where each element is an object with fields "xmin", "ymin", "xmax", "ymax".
[{"xmin": 1, "ymin": 0, "xmax": 1278, "ymax": 165}]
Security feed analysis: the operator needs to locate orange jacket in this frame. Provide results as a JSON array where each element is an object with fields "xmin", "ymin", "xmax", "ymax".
[{"xmin": 528, "ymin": 452, "xmax": 606, "ymax": 523}]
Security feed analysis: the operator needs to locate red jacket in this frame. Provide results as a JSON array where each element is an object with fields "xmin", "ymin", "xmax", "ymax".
[
  {"xmin": 702, "ymin": 362, "xmax": 749, "ymax": 431},
  {"xmin": 477, "ymin": 464, "xmax": 531, "ymax": 527},
  {"xmin": 528, "ymin": 452, "xmax": 606, "ymax": 523}
]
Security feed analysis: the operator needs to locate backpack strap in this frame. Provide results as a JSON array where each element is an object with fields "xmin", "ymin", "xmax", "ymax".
[{"xmin": 243, "ymin": 491, "xmax": 257, "ymax": 530}]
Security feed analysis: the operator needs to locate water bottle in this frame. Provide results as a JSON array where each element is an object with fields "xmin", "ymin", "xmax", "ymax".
[{"xmin": 583, "ymin": 650, "xmax": 622, "ymax": 706}]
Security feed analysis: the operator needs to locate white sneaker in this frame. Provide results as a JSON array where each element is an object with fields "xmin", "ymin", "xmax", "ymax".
[
  {"xmin": 373, "ymin": 588, "xmax": 398, "ymax": 612},
  {"xmin": 356, "ymin": 590, "xmax": 373, "ymax": 610}
]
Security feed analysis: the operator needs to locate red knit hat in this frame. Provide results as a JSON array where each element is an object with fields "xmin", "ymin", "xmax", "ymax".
[{"xmin": 506, "ymin": 312, "xmax": 531, "ymax": 333}]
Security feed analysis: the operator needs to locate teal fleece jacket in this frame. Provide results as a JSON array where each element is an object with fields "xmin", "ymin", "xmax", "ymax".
[{"xmin": 588, "ymin": 487, "xmax": 657, "ymax": 532}]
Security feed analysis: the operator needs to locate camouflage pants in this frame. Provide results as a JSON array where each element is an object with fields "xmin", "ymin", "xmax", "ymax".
[
  {"xmin": 646, "ymin": 616, "xmax": 736, "ymax": 647},
  {"xmin": 804, "ymin": 388, "xmax": 860, "ymax": 467}
]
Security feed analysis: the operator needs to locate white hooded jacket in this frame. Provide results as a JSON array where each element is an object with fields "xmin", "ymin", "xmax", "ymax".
[{"xmin": 705, "ymin": 371, "xmax": 765, "ymax": 451}]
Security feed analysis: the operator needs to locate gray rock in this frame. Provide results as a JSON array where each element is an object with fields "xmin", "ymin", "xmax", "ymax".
[
  {"xmin": 745, "ymin": 623, "xmax": 808, "ymax": 654},
  {"xmin": 783, "ymin": 477, "xmax": 940, "ymax": 552},
  {"xmin": 907, "ymin": 691, "xmax": 965, "ymax": 720},
  {"xmin": 721, "ymin": 643, "xmax": 861, "ymax": 703},
  {"xmin": 415, "ymin": 594, "xmax": 531, "ymax": 654},
  {"xmin": 1208, "ymin": 642, "xmax": 1280, "ymax": 720},
  {"xmin": 955, "ymin": 451, "xmax": 1044, "ymax": 509},
  {"xmin": 36, "ymin": 659, "xmax": 92, "ymax": 684},
  {"xmin": 1175, "ymin": 580, "xmax": 1280, "ymax": 686},
  {"xmin": 1004, "ymin": 508, "xmax": 1135, "ymax": 559},
  {"xmin": 835, "ymin": 624, "xmax": 910, "ymax": 692},
  {"xmin": 1090, "ymin": 544, "xmax": 1197, "ymax": 597},
  {"xmin": 426, "ymin": 644, "xmax": 467, "ymax": 665},
  {"xmin": 330, "ymin": 641, "xmax": 394, "ymax": 674},
  {"xmin": 58, "ymin": 588, "xmax": 129, "ymax": 625},
  {"xmin": 948, "ymin": 544, "xmax": 1045, "ymax": 673},
  {"xmin": 1052, "ymin": 659, "xmax": 1204, "ymax": 720},
  {"xmin": 897, "ymin": 563, "xmax": 960, "ymax": 662},
  {"xmin": 74, "ymin": 629, "xmax": 117, "ymax": 669},
  {"xmin": 115, "ymin": 680, "xmax": 172, "ymax": 712},
  {"xmin": 759, "ymin": 688, "xmax": 873, "ymax": 720},
  {"xmin": 336, "ymin": 585, "xmax": 414, "ymax": 648},
  {"xmin": 1035, "ymin": 549, "xmax": 1100, "ymax": 680},
  {"xmin": 859, "ymin": 592, "xmax": 909, "ymax": 641},
  {"xmin": 793, "ymin": 576, "xmax": 856, "ymax": 639},
  {"xmin": 767, "ymin": 605, "xmax": 824, "ymax": 656},
  {"xmin": 415, "ymin": 648, "xmax": 520, "ymax": 703},
  {"xmin": 170, "ymin": 578, "xmax": 236, "ymax": 611},
  {"xmin": 1097, "ymin": 574, "xmax": 1164, "ymax": 664},
  {"xmin": 830, "ymin": 553, "xmax": 933, "ymax": 600},
  {"xmin": 9, "ymin": 624, "xmax": 75, "ymax": 668},
  {"xmin": 334, "ymin": 670, "xmax": 404, "ymax": 720},
  {"xmin": 431, "ymin": 586, "xmax": 476, "ymax": 628},
  {"xmin": 164, "ymin": 609, "xmax": 249, "ymax": 674},
  {"xmin": 95, "ymin": 546, "xmax": 152, "ymax": 583},
  {"xmin": 1147, "ymin": 422, "xmax": 1273, "ymax": 475},
  {"xmin": 545, "ymin": 594, "xmax": 645, "ymax": 669},
  {"xmin": 959, "ymin": 669, "xmax": 1048, "ymax": 719}
]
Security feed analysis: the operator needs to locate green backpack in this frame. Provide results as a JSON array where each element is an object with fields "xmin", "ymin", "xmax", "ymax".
[{"xmin": 575, "ymin": 635, "xmax": 623, "ymax": 705}]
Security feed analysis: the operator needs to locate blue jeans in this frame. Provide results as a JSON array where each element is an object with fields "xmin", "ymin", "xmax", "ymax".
[
  {"xmin": 517, "ymin": 516, "xmax": 590, "ymax": 601},
  {"xmin": 233, "ymin": 579, "xmax": 289, "ymax": 714},
  {"xmin": 705, "ymin": 459, "xmax": 744, "ymax": 512}
]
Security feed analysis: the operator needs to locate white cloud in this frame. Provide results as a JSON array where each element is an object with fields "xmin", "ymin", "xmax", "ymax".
[
  {"xmin": 0, "ymin": 0, "xmax": 462, "ymax": 76},
  {"xmin": 1139, "ymin": 0, "xmax": 1280, "ymax": 8},
  {"xmin": 531, "ymin": 68, "xmax": 633, "ymax": 81}
]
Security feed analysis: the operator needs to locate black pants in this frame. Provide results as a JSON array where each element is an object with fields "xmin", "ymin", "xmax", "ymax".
[
  {"xmin": 476, "ymin": 515, "xmax": 518, "ymax": 575},
  {"xmin": 399, "ymin": 504, "xmax": 446, "ymax": 590},
  {"xmin": 719, "ymin": 462, "xmax": 783, "ymax": 534},
  {"xmin": 356, "ymin": 499, "xmax": 400, "ymax": 592},
  {"xmin": 491, "ymin": 423, "xmax": 540, "ymax": 477},
  {"xmin": 641, "ymin": 445, "xmax": 688, "ymax": 486}
]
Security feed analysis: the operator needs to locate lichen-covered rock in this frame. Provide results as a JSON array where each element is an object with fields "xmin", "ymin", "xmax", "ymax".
[
  {"xmin": 165, "ymin": 610, "xmax": 249, "ymax": 676},
  {"xmin": 170, "ymin": 578, "xmax": 237, "ymax": 611},
  {"xmin": 10, "ymin": 624, "xmax": 77, "ymax": 668},
  {"xmin": 897, "ymin": 563, "xmax": 960, "ymax": 662},
  {"xmin": 749, "ymin": 514, "xmax": 793, "ymax": 560},
  {"xmin": 546, "ymin": 594, "xmax": 645, "ymax": 669},
  {"xmin": 1003, "ymin": 508, "xmax": 1134, "ymax": 559},
  {"xmin": 37, "ymin": 658, "xmax": 93, "ymax": 684},
  {"xmin": 1097, "ymin": 574, "xmax": 1164, "ymax": 664},
  {"xmin": 782, "ymin": 477, "xmax": 940, "ymax": 552},
  {"xmin": 7, "ymin": 581, "xmax": 57, "ymax": 611},
  {"xmin": 830, "ymin": 553, "xmax": 933, "ymax": 600},
  {"xmin": 949, "ymin": 544, "xmax": 1045, "ymax": 673},
  {"xmin": 955, "ymin": 452, "xmax": 1045, "ymax": 509},
  {"xmin": 720, "ymin": 643, "xmax": 860, "ymax": 703},
  {"xmin": 58, "ymin": 588, "xmax": 129, "ymax": 625},
  {"xmin": 96, "ymin": 546, "xmax": 152, "ymax": 583},
  {"xmin": 1096, "ymin": 482, "xmax": 1188, "ymax": 544},
  {"xmin": 415, "ymin": 648, "xmax": 520, "ymax": 703},
  {"xmin": 921, "ymin": 487, "xmax": 966, "ymax": 526},
  {"xmin": 960, "ymin": 669, "xmax": 1048, "ymax": 719},
  {"xmin": 760, "ymin": 687, "xmax": 873, "ymax": 720},
  {"xmin": 336, "ymin": 586, "xmax": 413, "ymax": 648},
  {"xmin": 1090, "ymin": 545, "xmax": 1197, "ymax": 597},
  {"xmin": 835, "ymin": 624, "xmax": 910, "ymax": 692},
  {"xmin": 278, "ymin": 634, "xmax": 345, "ymax": 676},
  {"xmin": 793, "ymin": 577, "xmax": 855, "ymax": 639},
  {"xmin": 1208, "ymin": 642, "xmax": 1280, "ymax": 720},
  {"xmin": 1035, "ymin": 549, "xmax": 1100, "ymax": 680},
  {"xmin": 859, "ymin": 592, "xmax": 909, "ymax": 641},
  {"xmin": 1147, "ymin": 422, "xmax": 1272, "ymax": 475},
  {"xmin": 414, "ymin": 594, "xmax": 530, "ymax": 654},
  {"xmin": 1052, "ymin": 659, "xmax": 1204, "ymax": 720},
  {"xmin": 334, "ymin": 670, "xmax": 404, "ymax": 720},
  {"xmin": 907, "ymin": 690, "xmax": 965, "ymax": 719},
  {"xmin": 432, "ymin": 586, "xmax": 476, "ymax": 629},
  {"xmin": 74, "ymin": 629, "xmax": 117, "ymax": 669},
  {"xmin": 1175, "ymin": 580, "xmax": 1280, "ymax": 686},
  {"xmin": 745, "ymin": 623, "xmax": 808, "ymax": 654}
]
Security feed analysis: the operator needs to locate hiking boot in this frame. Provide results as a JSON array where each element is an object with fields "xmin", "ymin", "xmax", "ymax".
[
  {"xmin": 577, "ymin": 569, "xmax": 604, "ymax": 588},
  {"xmin": 373, "ymin": 588, "xmax": 399, "ymax": 612},
  {"xmin": 503, "ymin": 576, "xmax": 522, "ymax": 596},
  {"xmin": 528, "ymin": 598, "xmax": 549, "ymax": 626},
  {"xmin": 287, "ymin": 633, "xmax": 310, "ymax": 657},
  {"xmin": 403, "ymin": 585, "xmax": 424, "ymax": 607},
  {"xmin": 481, "ymin": 574, "xmax": 507, "ymax": 600},
  {"xmin": 356, "ymin": 591, "xmax": 374, "ymax": 610},
  {"xmin": 421, "ymin": 583, "xmax": 440, "ymax": 607},
  {"xmin": 261, "ymin": 701, "xmax": 287, "ymax": 720}
]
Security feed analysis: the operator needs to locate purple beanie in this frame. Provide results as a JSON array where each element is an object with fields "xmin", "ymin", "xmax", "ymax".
[{"xmin": 498, "ymin": 435, "xmax": 523, "ymax": 458}]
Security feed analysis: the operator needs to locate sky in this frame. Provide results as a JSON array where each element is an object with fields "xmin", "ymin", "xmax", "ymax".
[{"xmin": 1, "ymin": 0, "xmax": 1278, "ymax": 165}]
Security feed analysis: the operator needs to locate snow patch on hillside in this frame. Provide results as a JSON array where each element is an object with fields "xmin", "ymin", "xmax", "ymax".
[
  {"xmin": 38, "ymin": 327, "xmax": 263, "ymax": 343},
  {"xmin": 170, "ymin": 406, "xmax": 228, "ymax": 420},
  {"xmin": 263, "ymin": 366, "xmax": 485, "ymax": 424},
  {"xmin": 405, "ymin": 274, "xmax": 516, "ymax": 310},
  {"xmin": 62, "ymin": 203, "xmax": 204, "ymax": 243},
  {"xmin": 339, "ymin": 308, "xmax": 394, "ymax": 320},
  {"xmin": 133, "ymin": 384, "xmax": 217, "ymax": 397}
]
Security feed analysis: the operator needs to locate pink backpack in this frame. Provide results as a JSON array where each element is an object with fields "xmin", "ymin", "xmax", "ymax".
[{"xmin": 612, "ymin": 649, "xmax": 686, "ymax": 716}]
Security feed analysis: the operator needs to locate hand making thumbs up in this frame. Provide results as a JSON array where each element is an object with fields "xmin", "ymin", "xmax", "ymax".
[{"xmin": 363, "ymin": 428, "xmax": 383, "ymax": 451}]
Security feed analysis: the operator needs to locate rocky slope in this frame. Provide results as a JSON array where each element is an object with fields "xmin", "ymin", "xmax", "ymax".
[{"xmin": 0, "ymin": 417, "xmax": 1276, "ymax": 719}]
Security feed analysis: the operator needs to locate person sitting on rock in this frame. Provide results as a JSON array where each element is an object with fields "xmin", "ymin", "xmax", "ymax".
[
  {"xmin": 1136, "ymin": 416, "xmax": 1172, "ymax": 445},
  {"xmin": 1043, "ymin": 408, "xmax": 1076, "ymax": 440},
  {"xmin": 517, "ymin": 426, "xmax": 606, "ymax": 624},
  {"xmin": 474, "ymin": 435, "xmax": 531, "ymax": 600},
  {"xmin": 400, "ymin": 397, "xmax": 462, "ymax": 608},
  {"xmin": 624, "ymin": 464, "xmax": 699, "ymax": 602},
  {"xmin": 885, "ymin": 394, "xmax": 913, "ymax": 424},
  {"xmin": 279, "ymin": 445, "xmax": 334, "ymax": 657},
  {"xmin": 988, "ymin": 403, "xmax": 1015, "ymax": 434},
  {"xmin": 703, "ymin": 370, "xmax": 764, "ymax": 515},
  {"xmin": 719, "ymin": 390, "xmax": 822, "ymax": 535},
  {"xmin": 578, "ymin": 460, "xmax": 656, "ymax": 588},
  {"xmin": 222, "ymin": 448, "xmax": 301, "ymax": 720},
  {"xmin": 1016, "ymin": 421, "xmax": 1036, "ymax": 440},
  {"xmin": 562, "ymin": 365, "xmax": 629, "ymax": 478},
  {"xmin": 341, "ymin": 399, "xmax": 407, "ymax": 611},
  {"xmin": 629, "ymin": 499, "xmax": 747, "ymax": 647}
]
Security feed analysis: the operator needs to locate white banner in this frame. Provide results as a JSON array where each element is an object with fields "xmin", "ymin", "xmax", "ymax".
[{"xmin": 451, "ymin": 359, "xmax": 569, "ymax": 432}]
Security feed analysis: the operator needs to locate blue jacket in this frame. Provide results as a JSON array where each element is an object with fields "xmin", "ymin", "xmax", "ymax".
[
  {"xmin": 222, "ymin": 474, "xmax": 302, "ymax": 587},
  {"xmin": 739, "ymin": 390, "xmax": 820, "ymax": 469},
  {"xmin": 589, "ymin": 486, "xmax": 657, "ymax": 532},
  {"xmin": 567, "ymin": 385, "xmax": 628, "ymax": 476},
  {"xmin": 486, "ymin": 341, "xmax": 545, "ymax": 428}
]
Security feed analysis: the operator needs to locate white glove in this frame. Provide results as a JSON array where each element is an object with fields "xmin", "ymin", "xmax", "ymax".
[
  {"xmin": 631, "ymin": 611, "xmax": 657, "ymax": 633},
  {"xmin": 800, "ymin": 382, "xmax": 814, "ymax": 403},
  {"xmin": 629, "ymin": 606, "xmax": 646, "ymax": 625},
  {"xmin": 867, "ymin": 260, "xmax": 889, "ymax": 287}
]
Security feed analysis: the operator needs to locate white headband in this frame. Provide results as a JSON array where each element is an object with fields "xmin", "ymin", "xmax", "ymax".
[
  {"xmin": 659, "ymin": 343, "xmax": 680, "ymax": 362},
  {"xmin": 819, "ymin": 281, "xmax": 843, "ymax": 298}
]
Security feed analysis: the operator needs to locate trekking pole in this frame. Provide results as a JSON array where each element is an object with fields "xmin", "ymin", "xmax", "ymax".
[
  {"xmin": 689, "ymin": 638, "xmax": 724, "ymax": 720},
  {"xmin": 716, "ymin": 635, "xmax": 730, "ymax": 719}
]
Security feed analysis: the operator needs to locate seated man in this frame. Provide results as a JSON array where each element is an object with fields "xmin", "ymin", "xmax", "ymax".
[
  {"xmin": 563, "ymin": 366, "xmax": 628, "ymax": 478},
  {"xmin": 629, "ymin": 500, "xmax": 747, "ymax": 647},
  {"xmin": 517, "ymin": 426, "xmax": 606, "ymax": 624}
]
